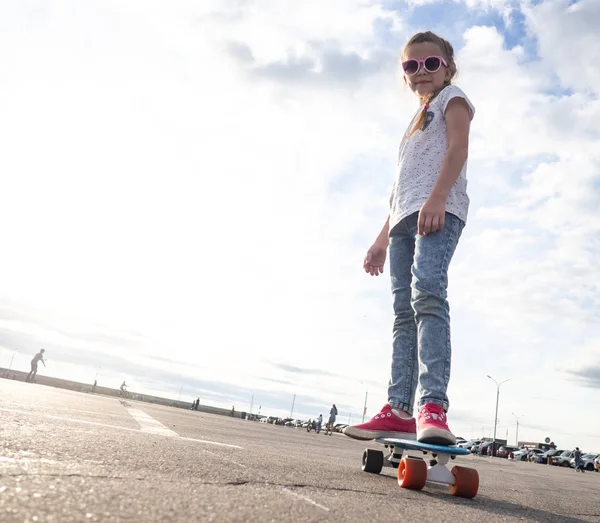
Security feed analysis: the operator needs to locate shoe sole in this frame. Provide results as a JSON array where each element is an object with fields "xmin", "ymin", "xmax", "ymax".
[
  {"xmin": 417, "ymin": 427, "xmax": 456, "ymax": 446},
  {"xmin": 342, "ymin": 427, "xmax": 416, "ymax": 441}
]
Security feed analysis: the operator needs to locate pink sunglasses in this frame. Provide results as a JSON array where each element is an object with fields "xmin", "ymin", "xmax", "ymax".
[{"xmin": 402, "ymin": 55, "xmax": 448, "ymax": 75}]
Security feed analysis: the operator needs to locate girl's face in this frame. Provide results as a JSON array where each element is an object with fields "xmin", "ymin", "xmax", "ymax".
[{"xmin": 402, "ymin": 42, "xmax": 450, "ymax": 100}]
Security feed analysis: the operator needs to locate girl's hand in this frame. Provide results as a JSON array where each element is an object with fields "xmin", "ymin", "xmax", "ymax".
[
  {"xmin": 363, "ymin": 242, "xmax": 387, "ymax": 276},
  {"xmin": 418, "ymin": 196, "xmax": 446, "ymax": 236}
]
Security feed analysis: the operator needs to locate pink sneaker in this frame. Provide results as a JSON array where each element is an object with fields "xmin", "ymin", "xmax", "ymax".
[
  {"xmin": 342, "ymin": 404, "xmax": 416, "ymax": 441},
  {"xmin": 417, "ymin": 403, "xmax": 456, "ymax": 445}
]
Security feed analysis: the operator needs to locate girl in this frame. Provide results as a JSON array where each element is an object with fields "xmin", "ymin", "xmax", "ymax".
[{"xmin": 343, "ymin": 31, "xmax": 474, "ymax": 445}]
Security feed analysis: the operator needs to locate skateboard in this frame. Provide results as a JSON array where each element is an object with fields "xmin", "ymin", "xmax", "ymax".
[{"xmin": 361, "ymin": 438, "xmax": 478, "ymax": 499}]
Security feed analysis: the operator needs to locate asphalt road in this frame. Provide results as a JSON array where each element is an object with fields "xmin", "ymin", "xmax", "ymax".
[{"xmin": 1, "ymin": 379, "xmax": 598, "ymax": 522}]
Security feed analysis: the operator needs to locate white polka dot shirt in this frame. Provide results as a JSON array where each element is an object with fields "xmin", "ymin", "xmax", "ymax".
[{"xmin": 389, "ymin": 85, "xmax": 475, "ymax": 232}]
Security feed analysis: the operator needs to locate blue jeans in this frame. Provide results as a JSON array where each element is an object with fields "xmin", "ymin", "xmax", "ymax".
[{"xmin": 387, "ymin": 212, "xmax": 464, "ymax": 415}]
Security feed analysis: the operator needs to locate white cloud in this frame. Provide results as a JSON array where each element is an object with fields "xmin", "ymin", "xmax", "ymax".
[{"xmin": 524, "ymin": 0, "xmax": 600, "ymax": 96}]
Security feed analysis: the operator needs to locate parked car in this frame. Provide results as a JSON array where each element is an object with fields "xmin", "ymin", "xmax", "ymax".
[
  {"xmin": 458, "ymin": 439, "xmax": 481, "ymax": 450},
  {"xmin": 530, "ymin": 449, "xmax": 564, "ymax": 465},
  {"xmin": 527, "ymin": 449, "xmax": 547, "ymax": 461},
  {"xmin": 532, "ymin": 449, "xmax": 564, "ymax": 464},
  {"xmin": 473, "ymin": 440, "xmax": 507, "ymax": 456},
  {"xmin": 497, "ymin": 445, "xmax": 519, "ymax": 459},
  {"xmin": 584, "ymin": 454, "xmax": 599, "ymax": 470},
  {"xmin": 552, "ymin": 450, "xmax": 574, "ymax": 467},
  {"xmin": 513, "ymin": 448, "xmax": 546, "ymax": 462},
  {"xmin": 570, "ymin": 453, "xmax": 599, "ymax": 471},
  {"xmin": 512, "ymin": 448, "xmax": 527, "ymax": 461},
  {"xmin": 477, "ymin": 441, "xmax": 496, "ymax": 456}
]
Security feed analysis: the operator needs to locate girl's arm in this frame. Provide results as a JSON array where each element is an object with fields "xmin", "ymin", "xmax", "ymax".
[
  {"xmin": 429, "ymin": 98, "xmax": 472, "ymax": 201},
  {"xmin": 374, "ymin": 216, "xmax": 390, "ymax": 247},
  {"xmin": 418, "ymin": 98, "xmax": 472, "ymax": 236},
  {"xmin": 363, "ymin": 216, "xmax": 390, "ymax": 276}
]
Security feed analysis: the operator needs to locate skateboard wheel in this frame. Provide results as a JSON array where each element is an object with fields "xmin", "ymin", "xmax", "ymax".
[
  {"xmin": 362, "ymin": 449, "xmax": 384, "ymax": 474},
  {"xmin": 448, "ymin": 466, "xmax": 479, "ymax": 499},
  {"xmin": 397, "ymin": 456, "xmax": 427, "ymax": 490}
]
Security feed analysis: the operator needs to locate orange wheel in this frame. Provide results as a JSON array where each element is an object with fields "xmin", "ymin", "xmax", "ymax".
[
  {"xmin": 397, "ymin": 456, "xmax": 427, "ymax": 490},
  {"xmin": 448, "ymin": 466, "xmax": 479, "ymax": 499}
]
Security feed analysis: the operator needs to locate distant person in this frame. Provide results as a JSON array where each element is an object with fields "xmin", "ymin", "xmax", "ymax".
[
  {"xmin": 92, "ymin": 380, "xmax": 97, "ymax": 393},
  {"xmin": 231, "ymin": 406, "xmax": 235, "ymax": 417},
  {"xmin": 26, "ymin": 349, "xmax": 46, "ymax": 383},
  {"xmin": 120, "ymin": 381, "xmax": 128, "ymax": 397},
  {"xmin": 317, "ymin": 414, "xmax": 323, "ymax": 433},
  {"xmin": 195, "ymin": 397, "xmax": 200, "ymax": 411},
  {"xmin": 574, "ymin": 447, "xmax": 583, "ymax": 472},
  {"xmin": 326, "ymin": 404, "xmax": 338, "ymax": 435}
]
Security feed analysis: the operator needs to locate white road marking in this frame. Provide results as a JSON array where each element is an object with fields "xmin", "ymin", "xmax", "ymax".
[
  {"xmin": 0, "ymin": 407, "xmax": 242, "ymax": 449},
  {"xmin": 280, "ymin": 487, "xmax": 330, "ymax": 512},
  {"xmin": 124, "ymin": 407, "xmax": 178, "ymax": 437}
]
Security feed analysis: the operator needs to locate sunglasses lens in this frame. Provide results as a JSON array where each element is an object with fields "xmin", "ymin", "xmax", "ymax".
[
  {"xmin": 424, "ymin": 56, "xmax": 441, "ymax": 72},
  {"xmin": 403, "ymin": 60, "xmax": 419, "ymax": 75}
]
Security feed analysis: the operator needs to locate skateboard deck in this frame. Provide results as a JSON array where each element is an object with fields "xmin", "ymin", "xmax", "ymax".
[
  {"xmin": 378, "ymin": 437, "xmax": 470, "ymax": 456},
  {"xmin": 361, "ymin": 438, "xmax": 478, "ymax": 499}
]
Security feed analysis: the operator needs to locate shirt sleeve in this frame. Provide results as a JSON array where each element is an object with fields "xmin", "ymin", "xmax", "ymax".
[{"xmin": 438, "ymin": 85, "xmax": 475, "ymax": 120}]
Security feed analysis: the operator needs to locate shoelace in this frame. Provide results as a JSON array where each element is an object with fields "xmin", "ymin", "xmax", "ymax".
[{"xmin": 421, "ymin": 406, "xmax": 446, "ymax": 421}]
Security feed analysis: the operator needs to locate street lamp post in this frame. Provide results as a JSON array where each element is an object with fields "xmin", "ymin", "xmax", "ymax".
[
  {"xmin": 487, "ymin": 375, "xmax": 510, "ymax": 456},
  {"xmin": 8, "ymin": 348, "xmax": 18, "ymax": 371},
  {"xmin": 512, "ymin": 412, "xmax": 523, "ymax": 447},
  {"xmin": 360, "ymin": 381, "xmax": 368, "ymax": 423}
]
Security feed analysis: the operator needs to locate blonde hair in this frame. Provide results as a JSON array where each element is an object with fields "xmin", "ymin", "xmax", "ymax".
[{"xmin": 403, "ymin": 32, "xmax": 457, "ymax": 136}]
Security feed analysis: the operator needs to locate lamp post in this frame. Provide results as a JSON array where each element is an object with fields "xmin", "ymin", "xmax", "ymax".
[
  {"xmin": 487, "ymin": 375, "xmax": 510, "ymax": 456},
  {"xmin": 8, "ymin": 348, "xmax": 18, "ymax": 371},
  {"xmin": 512, "ymin": 412, "xmax": 523, "ymax": 447},
  {"xmin": 360, "ymin": 381, "xmax": 368, "ymax": 423}
]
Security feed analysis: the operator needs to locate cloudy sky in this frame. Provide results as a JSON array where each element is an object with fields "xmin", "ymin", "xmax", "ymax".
[{"xmin": 1, "ymin": 0, "xmax": 599, "ymax": 451}]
